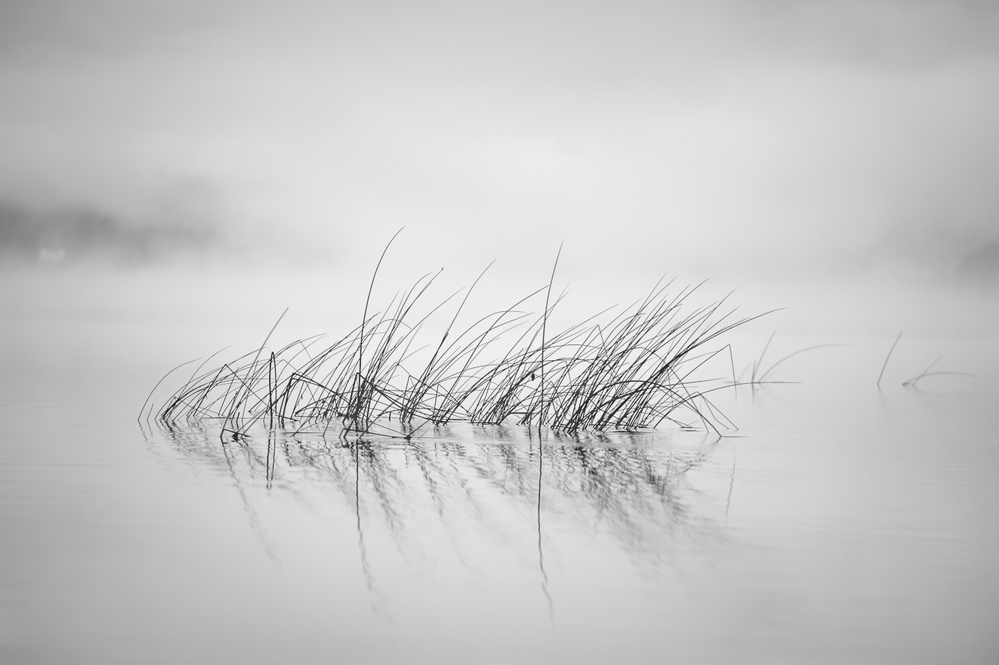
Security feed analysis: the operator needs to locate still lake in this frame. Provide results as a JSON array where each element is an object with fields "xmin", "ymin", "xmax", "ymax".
[{"xmin": 1, "ymin": 267, "xmax": 997, "ymax": 664}]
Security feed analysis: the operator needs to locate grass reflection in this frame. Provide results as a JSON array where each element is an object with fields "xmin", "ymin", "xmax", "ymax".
[{"xmin": 146, "ymin": 422, "xmax": 728, "ymax": 616}]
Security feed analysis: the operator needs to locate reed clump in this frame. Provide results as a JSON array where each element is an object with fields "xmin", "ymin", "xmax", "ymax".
[{"xmin": 147, "ymin": 253, "xmax": 764, "ymax": 440}]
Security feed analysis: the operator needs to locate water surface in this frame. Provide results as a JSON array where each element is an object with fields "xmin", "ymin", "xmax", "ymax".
[{"xmin": 1, "ymin": 274, "xmax": 997, "ymax": 664}]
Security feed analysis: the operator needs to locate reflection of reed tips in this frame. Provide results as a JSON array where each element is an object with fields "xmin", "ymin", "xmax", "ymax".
[
  {"xmin": 725, "ymin": 449, "xmax": 736, "ymax": 526},
  {"xmin": 354, "ymin": 444, "xmax": 383, "ymax": 617},
  {"xmin": 877, "ymin": 331, "xmax": 903, "ymax": 389},
  {"xmin": 153, "ymin": 425, "xmax": 719, "ymax": 579},
  {"xmin": 537, "ymin": 446, "xmax": 554, "ymax": 624}
]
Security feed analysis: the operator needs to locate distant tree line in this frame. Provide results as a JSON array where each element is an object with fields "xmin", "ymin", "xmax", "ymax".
[{"xmin": 0, "ymin": 201, "xmax": 217, "ymax": 265}]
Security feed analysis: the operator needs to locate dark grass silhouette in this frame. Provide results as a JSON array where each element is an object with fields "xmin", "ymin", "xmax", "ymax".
[{"xmin": 146, "ymin": 241, "xmax": 769, "ymax": 441}]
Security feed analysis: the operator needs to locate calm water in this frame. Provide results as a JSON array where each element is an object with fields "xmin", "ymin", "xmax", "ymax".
[{"xmin": 2, "ymin": 273, "xmax": 998, "ymax": 664}]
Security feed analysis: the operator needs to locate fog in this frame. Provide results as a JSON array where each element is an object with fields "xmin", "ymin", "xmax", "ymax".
[
  {"xmin": 4, "ymin": 7, "xmax": 999, "ymax": 663},
  {"xmin": 1, "ymin": 0, "xmax": 997, "ymax": 334}
]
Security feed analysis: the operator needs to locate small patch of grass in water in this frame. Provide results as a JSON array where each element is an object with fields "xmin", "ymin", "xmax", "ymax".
[{"xmin": 144, "ymin": 238, "xmax": 772, "ymax": 441}]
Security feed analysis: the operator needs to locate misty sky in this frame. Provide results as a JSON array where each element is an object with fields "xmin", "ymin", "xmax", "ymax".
[{"xmin": 1, "ymin": 0, "xmax": 997, "ymax": 280}]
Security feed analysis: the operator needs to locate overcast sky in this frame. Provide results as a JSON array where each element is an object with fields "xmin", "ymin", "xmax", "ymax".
[{"xmin": 1, "ymin": 0, "xmax": 997, "ymax": 281}]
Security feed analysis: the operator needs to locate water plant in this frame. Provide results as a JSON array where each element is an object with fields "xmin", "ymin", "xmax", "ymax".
[
  {"xmin": 145, "ymin": 241, "xmax": 768, "ymax": 440},
  {"xmin": 741, "ymin": 331, "xmax": 846, "ymax": 386},
  {"xmin": 901, "ymin": 356, "xmax": 976, "ymax": 387},
  {"xmin": 875, "ymin": 330, "xmax": 975, "ymax": 388},
  {"xmin": 877, "ymin": 331, "xmax": 904, "ymax": 389}
]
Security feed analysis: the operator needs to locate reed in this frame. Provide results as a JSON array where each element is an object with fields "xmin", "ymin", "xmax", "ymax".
[
  {"xmin": 901, "ymin": 357, "xmax": 976, "ymax": 387},
  {"xmin": 149, "ymin": 245, "xmax": 767, "ymax": 440},
  {"xmin": 877, "ymin": 331, "xmax": 903, "ymax": 389},
  {"xmin": 874, "ymin": 331, "xmax": 975, "ymax": 388},
  {"xmin": 741, "ymin": 331, "xmax": 846, "ymax": 386}
]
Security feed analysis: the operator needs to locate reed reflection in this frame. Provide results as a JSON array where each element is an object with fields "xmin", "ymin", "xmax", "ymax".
[{"xmin": 148, "ymin": 422, "xmax": 727, "ymax": 612}]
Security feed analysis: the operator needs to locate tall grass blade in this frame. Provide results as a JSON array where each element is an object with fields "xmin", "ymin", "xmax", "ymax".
[{"xmin": 877, "ymin": 331, "xmax": 903, "ymax": 389}]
